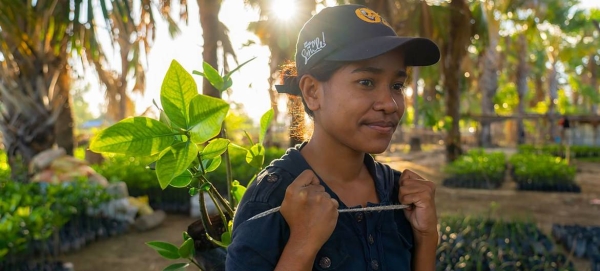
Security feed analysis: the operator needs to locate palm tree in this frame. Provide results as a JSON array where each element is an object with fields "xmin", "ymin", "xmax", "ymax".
[
  {"xmin": 0, "ymin": 0, "xmax": 183, "ymax": 179},
  {"xmin": 442, "ymin": 0, "xmax": 471, "ymax": 162},
  {"xmin": 245, "ymin": 0, "xmax": 316, "ymax": 146}
]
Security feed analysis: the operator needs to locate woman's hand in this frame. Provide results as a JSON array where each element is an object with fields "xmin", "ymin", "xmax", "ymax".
[
  {"xmin": 398, "ymin": 169, "xmax": 437, "ymax": 236},
  {"xmin": 280, "ymin": 170, "xmax": 339, "ymax": 252}
]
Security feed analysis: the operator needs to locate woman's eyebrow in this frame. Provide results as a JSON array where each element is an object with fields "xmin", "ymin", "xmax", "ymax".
[{"xmin": 351, "ymin": 67, "xmax": 407, "ymax": 78}]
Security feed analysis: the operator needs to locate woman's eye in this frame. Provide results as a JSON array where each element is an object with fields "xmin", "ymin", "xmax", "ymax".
[
  {"xmin": 392, "ymin": 83, "xmax": 405, "ymax": 92},
  {"xmin": 358, "ymin": 80, "xmax": 374, "ymax": 87}
]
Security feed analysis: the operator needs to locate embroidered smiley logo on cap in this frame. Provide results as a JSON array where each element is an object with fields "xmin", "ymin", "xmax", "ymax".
[{"xmin": 355, "ymin": 8, "xmax": 381, "ymax": 23}]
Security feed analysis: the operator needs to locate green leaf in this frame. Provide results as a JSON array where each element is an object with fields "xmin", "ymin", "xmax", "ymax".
[
  {"xmin": 189, "ymin": 187, "xmax": 199, "ymax": 196},
  {"xmin": 188, "ymin": 95, "xmax": 230, "ymax": 144},
  {"xmin": 202, "ymin": 138, "xmax": 230, "ymax": 159},
  {"xmin": 178, "ymin": 238, "xmax": 194, "ymax": 258},
  {"xmin": 202, "ymin": 156, "xmax": 222, "ymax": 173},
  {"xmin": 231, "ymin": 180, "xmax": 247, "ymax": 205},
  {"xmin": 90, "ymin": 117, "xmax": 175, "ymax": 156},
  {"xmin": 220, "ymin": 231, "xmax": 232, "ymax": 246},
  {"xmin": 161, "ymin": 60, "xmax": 198, "ymax": 129},
  {"xmin": 202, "ymin": 62, "xmax": 224, "ymax": 91},
  {"xmin": 146, "ymin": 241, "xmax": 180, "ymax": 260},
  {"xmin": 259, "ymin": 109, "xmax": 274, "ymax": 144},
  {"xmin": 245, "ymin": 144, "xmax": 265, "ymax": 168},
  {"xmin": 223, "ymin": 57, "xmax": 256, "ymax": 83},
  {"xmin": 199, "ymin": 182, "xmax": 211, "ymax": 191},
  {"xmin": 183, "ymin": 231, "xmax": 190, "ymax": 241},
  {"xmin": 170, "ymin": 170, "xmax": 193, "ymax": 188},
  {"xmin": 163, "ymin": 263, "xmax": 189, "ymax": 271},
  {"xmin": 156, "ymin": 142, "xmax": 199, "ymax": 189}
]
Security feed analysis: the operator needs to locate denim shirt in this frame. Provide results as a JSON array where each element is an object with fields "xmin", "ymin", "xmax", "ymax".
[{"xmin": 226, "ymin": 145, "xmax": 414, "ymax": 271}]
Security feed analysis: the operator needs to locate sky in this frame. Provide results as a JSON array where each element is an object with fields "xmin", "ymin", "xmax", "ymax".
[
  {"xmin": 85, "ymin": 0, "xmax": 315, "ymax": 123},
  {"xmin": 85, "ymin": 0, "xmax": 600, "ymax": 123}
]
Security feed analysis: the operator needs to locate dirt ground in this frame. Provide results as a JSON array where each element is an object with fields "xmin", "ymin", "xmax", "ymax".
[{"xmin": 59, "ymin": 145, "xmax": 600, "ymax": 271}]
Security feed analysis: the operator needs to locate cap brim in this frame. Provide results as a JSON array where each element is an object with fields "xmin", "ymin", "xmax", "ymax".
[{"xmin": 324, "ymin": 36, "xmax": 440, "ymax": 67}]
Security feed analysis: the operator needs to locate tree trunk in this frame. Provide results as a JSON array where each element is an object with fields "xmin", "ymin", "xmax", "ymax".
[
  {"xmin": 548, "ymin": 61, "xmax": 559, "ymax": 143},
  {"xmin": 589, "ymin": 54, "xmax": 598, "ymax": 115},
  {"xmin": 442, "ymin": 0, "xmax": 470, "ymax": 162},
  {"xmin": 515, "ymin": 34, "xmax": 528, "ymax": 145},
  {"xmin": 531, "ymin": 74, "xmax": 545, "ymax": 107},
  {"xmin": 198, "ymin": 0, "xmax": 221, "ymax": 98},
  {"xmin": 409, "ymin": 67, "xmax": 422, "ymax": 152},
  {"xmin": 478, "ymin": 5, "xmax": 499, "ymax": 148},
  {"xmin": 478, "ymin": 45, "xmax": 499, "ymax": 147},
  {"xmin": 53, "ymin": 65, "xmax": 76, "ymax": 155}
]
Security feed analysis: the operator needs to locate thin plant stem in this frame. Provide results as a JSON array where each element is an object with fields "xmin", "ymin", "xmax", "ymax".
[
  {"xmin": 189, "ymin": 258, "xmax": 204, "ymax": 270},
  {"xmin": 197, "ymin": 191, "xmax": 215, "ymax": 245},
  {"xmin": 220, "ymin": 124, "xmax": 235, "ymax": 209},
  {"xmin": 207, "ymin": 190, "xmax": 228, "ymax": 234},
  {"xmin": 200, "ymin": 175, "xmax": 234, "ymax": 216}
]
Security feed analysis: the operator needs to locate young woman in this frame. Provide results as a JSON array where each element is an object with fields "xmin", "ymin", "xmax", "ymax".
[{"xmin": 227, "ymin": 4, "xmax": 440, "ymax": 271}]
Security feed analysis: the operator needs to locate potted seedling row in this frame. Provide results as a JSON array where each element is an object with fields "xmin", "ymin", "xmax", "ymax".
[
  {"xmin": 509, "ymin": 153, "xmax": 581, "ymax": 193},
  {"xmin": 436, "ymin": 216, "xmax": 575, "ymax": 271},
  {"xmin": 552, "ymin": 224, "xmax": 600, "ymax": 262},
  {"xmin": 0, "ymin": 179, "xmax": 114, "ymax": 270},
  {"xmin": 442, "ymin": 149, "xmax": 506, "ymax": 189}
]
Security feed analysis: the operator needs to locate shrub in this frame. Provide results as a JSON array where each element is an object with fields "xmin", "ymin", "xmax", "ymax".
[
  {"xmin": 518, "ymin": 144, "xmax": 600, "ymax": 159},
  {"xmin": 442, "ymin": 149, "xmax": 506, "ymax": 189},
  {"xmin": 0, "ymin": 178, "xmax": 111, "ymax": 264},
  {"xmin": 509, "ymin": 153, "xmax": 580, "ymax": 192}
]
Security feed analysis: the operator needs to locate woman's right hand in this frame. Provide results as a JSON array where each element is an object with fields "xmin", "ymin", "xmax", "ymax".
[{"xmin": 280, "ymin": 170, "xmax": 339, "ymax": 252}]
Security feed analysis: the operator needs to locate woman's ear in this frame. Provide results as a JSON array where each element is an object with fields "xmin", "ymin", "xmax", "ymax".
[{"xmin": 299, "ymin": 75, "xmax": 321, "ymax": 111}]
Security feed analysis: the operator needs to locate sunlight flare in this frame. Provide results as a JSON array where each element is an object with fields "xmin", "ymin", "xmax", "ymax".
[{"xmin": 272, "ymin": 0, "xmax": 297, "ymax": 21}]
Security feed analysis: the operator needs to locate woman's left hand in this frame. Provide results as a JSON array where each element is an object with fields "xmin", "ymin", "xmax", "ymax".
[{"xmin": 398, "ymin": 169, "xmax": 437, "ymax": 236}]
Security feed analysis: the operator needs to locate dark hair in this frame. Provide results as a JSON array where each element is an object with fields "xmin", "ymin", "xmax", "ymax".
[{"xmin": 280, "ymin": 60, "xmax": 347, "ymax": 141}]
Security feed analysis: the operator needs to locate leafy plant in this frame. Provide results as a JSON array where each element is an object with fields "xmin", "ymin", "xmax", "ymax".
[
  {"xmin": 90, "ymin": 58, "xmax": 271, "ymax": 270},
  {"xmin": 0, "ymin": 178, "xmax": 111, "ymax": 263},
  {"xmin": 509, "ymin": 153, "xmax": 579, "ymax": 192},
  {"xmin": 436, "ymin": 215, "xmax": 575, "ymax": 271},
  {"xmin": 443, "ymin": 149, "xmax": 506, "ymax": 189}
]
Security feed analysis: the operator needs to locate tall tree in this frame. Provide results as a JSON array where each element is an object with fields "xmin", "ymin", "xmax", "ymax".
[{"xmin": 442, "ymin": 0, "xmax": 471, "ymax": 162}]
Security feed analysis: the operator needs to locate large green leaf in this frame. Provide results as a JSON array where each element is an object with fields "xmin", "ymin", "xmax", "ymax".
[
  {"xmin": 163, "ymin": 263, "xmax": 189, "ymax": 271},
  {"xmin": 156, "ymin": 142, "xmax": 198, "ymax": 189},
  {"xmin": 146, "ymin": 241, "xmax": 180, "ymax": 260},
  {"xmin": 161, "ymin": 60, "xmax": 198, "ymax": 129},
  {"xmin": 259, "ymin": 109, "xmax": 274, "ymax": 145},
  {"xmin": 202, "ymin": 138, "xmax": 230, "ymax": 159},
  {"xmin": 188, "ymin": 95, "xmax": 229, "ymax": 144},
  {"xmin": 170, "ymin": 170, "xmax": 193, "ymax": 188},
  {"xmin": 90, "ymin": 117, "xmax": 175, "ymax": 156},
  {"xmin": 178, "ymin": 238, "xmax": 194, "ymax": 258}
]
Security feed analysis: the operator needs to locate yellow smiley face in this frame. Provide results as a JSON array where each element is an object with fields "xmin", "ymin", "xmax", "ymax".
[{"xmin": 355, "ymin": 8, "xmax": 381, "ymax": 23}]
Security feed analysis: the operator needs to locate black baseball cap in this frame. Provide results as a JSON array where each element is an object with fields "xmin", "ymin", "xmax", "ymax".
[{"xmin": 276, "ymin": 4, "xmax": 440, "ymax": 95}]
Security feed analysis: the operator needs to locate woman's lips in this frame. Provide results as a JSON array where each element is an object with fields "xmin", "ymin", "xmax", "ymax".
[{"xmin": 365, "ymin": 122, "xmax": 397, "ymax": 133}]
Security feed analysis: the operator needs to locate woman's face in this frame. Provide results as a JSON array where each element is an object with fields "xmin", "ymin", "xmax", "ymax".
[{"xmin": 310, "ymin": 49, "xmax": 407, "ymax": 154}]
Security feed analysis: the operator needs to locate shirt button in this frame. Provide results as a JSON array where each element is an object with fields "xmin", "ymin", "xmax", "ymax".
[
  {"xmin": 319, "ymin": 256, "xmax": 331, "ymax": 269},
  {"xmin": 371, "ymin": 259, "xmax": 379, "ymax": 270},
  {"xmin": 267, "ymin": 174, "xmax": 279, "ymax": 183},
  {"xmin": 356, "ymin": 212, "xmax": 363, "ymax": 223},
  {"xmin": 368, "ymin": 234, "xmax": 374, "ymax": 245}
]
